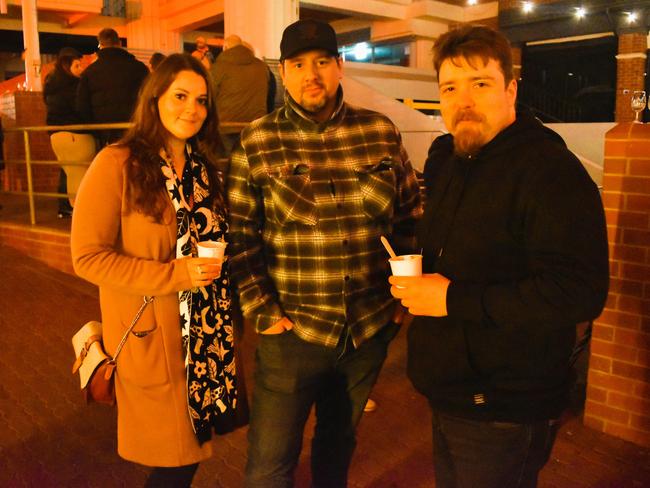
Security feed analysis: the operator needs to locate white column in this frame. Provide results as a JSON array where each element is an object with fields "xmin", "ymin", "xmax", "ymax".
[
  {"xmin": 125, "ymin": 0, "xmax": 182, "ymax": 54},
  {"xmin": 21, "ymin": 0, "xmax": 42, "ymax": 91},
  {"xmin": 411, "ymin": 39, "xmax": 435, "ymax": 72},
  {"xmin": 225, "ymin": 0, "xmax": 298, "ymax": 60}
]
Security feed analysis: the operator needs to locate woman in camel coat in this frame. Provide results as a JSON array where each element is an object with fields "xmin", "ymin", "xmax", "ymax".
[{"xmin": 71, "ymin": 54, "xmax": 240, "ymax": 487}]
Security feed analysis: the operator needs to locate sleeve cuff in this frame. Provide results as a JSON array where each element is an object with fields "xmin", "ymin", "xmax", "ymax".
[
  {"xmin": 446, "ymin": 281, "xmax": 486, "ymax": 323},
  {"xmin": 248, "ymin": 301, "xmax": 285, "ymax": 333}
]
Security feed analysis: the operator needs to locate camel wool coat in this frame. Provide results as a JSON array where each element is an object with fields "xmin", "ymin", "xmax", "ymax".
[{"xmin": 71, "ymin": 145, "xmax": 212, "ymax": 466}]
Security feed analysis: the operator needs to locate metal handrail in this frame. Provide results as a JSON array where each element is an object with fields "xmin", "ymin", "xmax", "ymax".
[
  {"xmin": 2, "ymin": 121, "xmax": 249, "ymax": 133},
  {"xmin": 1, "ymin": 121, "xmax": 246, "ymax": 225},
  {"xmin": 3, "ymin": 122, "xmax": 132, "ymax": 133},
  {"xmin": 402, "ymin": 98, "xmax": 441, "ymax": 111}
]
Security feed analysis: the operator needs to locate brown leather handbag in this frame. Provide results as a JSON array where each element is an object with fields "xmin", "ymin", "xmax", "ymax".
[{"xmin": 71, "ymin": 296, "xmax": 153, "ymax": 405}]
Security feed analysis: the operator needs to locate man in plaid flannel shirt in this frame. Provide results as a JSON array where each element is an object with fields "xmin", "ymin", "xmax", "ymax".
[{"xmin": 227, "ymin": 19, "xmax": 422, "ymax": 488}]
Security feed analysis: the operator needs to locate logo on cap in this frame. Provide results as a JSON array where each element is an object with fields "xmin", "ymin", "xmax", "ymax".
[{"xmin": 300, "ymin": 23, "xmax": 319, "ymax": 41}]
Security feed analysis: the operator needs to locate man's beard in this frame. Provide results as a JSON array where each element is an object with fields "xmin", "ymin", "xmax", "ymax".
[
  {"xmin": 300, "ymin": 84, "xmax": 328, "ymax": 114},
  {"xmin": 452, "ymin": 110, "xmax": 487, "ymax": 157},
  {"xmin": 301, "ymin": 96, "xmax": 328, "ymax": 114}
]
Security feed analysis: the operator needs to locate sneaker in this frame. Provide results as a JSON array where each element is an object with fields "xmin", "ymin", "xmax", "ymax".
[
  {"xmin": 57, "ymin": 209, "xmax": 72, "ymax": 218},
  {"xmin": 363, "ymin": 398, "xmax": 377, "ymax": 413}
]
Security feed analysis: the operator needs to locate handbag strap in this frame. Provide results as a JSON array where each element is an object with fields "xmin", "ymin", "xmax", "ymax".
[{"xmin": 111, "ymin": 296, "xmax": 154, "ymax": 363}]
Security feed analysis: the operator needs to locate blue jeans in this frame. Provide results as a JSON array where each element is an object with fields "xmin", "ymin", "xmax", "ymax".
[
  {"xmin": 245, "ymin": 322, "xmax": 398, "ymax": 488},
  {"xmin": 431, "ymin": 411, "xmax": 560, "ymax": 488}
]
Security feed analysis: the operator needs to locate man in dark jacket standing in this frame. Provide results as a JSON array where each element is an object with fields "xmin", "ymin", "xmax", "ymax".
[
  {"xmin": 76, "ymin": 28, "xmax": 149, "ymax": 146},
  {"xmin": 390, "ymin": 25, "xmax": 609, "ymax": 488}
]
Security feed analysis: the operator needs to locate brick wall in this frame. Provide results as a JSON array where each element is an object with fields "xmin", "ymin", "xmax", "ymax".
[
  {"xmin": 615, "ymin": 33, "xmax": 647, "ymax": 123},
  {"xmin": 1, "ymin": 91, "xmax": 58, "ymax": 192},
  {"xmin": 0, "ymin": 223, "xmax": 73, "ymax": 275},
  {"xmin": 584, "ymin": 123, "xmax": 650, "ymax": 447}
]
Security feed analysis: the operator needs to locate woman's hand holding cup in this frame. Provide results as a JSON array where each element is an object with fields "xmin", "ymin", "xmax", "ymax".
[
  {"xmin": 185, "ymin": 240, "xmax": 228, "ymax": 288},
  {"xmin": 186, "ymin": 257, "xmax": 222, "ymax": 288}
]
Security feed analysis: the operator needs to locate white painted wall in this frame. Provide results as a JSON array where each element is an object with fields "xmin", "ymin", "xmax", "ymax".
[
  {"xmin": 546, "ymin": 123, "xmax": 615, "ymax": 186},
  {"xmin": 342, "ymin": 75, "xmax": 445, "ymax": 172},
  {"xmin": 344, "ymin": 61, "xmax": 439, "ymax": 102}
]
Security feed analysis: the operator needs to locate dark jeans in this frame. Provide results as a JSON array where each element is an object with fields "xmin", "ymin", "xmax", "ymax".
[
  {"xmin": 431, "ymin": 411, "xmax": 560, "ymax": 488},
  {"xmin": 57, "ymin": 169, "xmax": 72, "ymax": 213},
  {"xmin": 245, "ymin": 322, "xmax": 398, "ymax": 488},
  {"xmin": 144, "ymin": 463, "xmax": 199, "ymax": 488}
]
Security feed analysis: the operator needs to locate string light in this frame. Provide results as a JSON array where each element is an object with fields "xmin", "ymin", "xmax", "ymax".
[{"xmin": 515, "ymin": 4, "xmax": 644, "ymax": 26}]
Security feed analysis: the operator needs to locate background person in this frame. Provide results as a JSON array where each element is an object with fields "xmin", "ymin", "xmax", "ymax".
[
  {"xmin": 228, "ymin": 19, "xmax": 422, "ymax": 488},
  {"xmin": 43, "ymin": 47, "xmax": 96, "ymax": 218},
  {"xmin": 76, "ymin": 28, "xmax": 149, "ymax": 146},
  {"xmin": 148, "ymin": 52, "xmax": 166, "ymax": 72},
  {"xmin": 390, "ymin": 24, "xmax": 609, "ymax": 488},
  {"xmin": 71, "ymin": 54, "xmax": 240, "ymax": 488},
  {"xmin": 210, "ymin": 35, "xmax": 271, "ymax": 156},
  {"xmin": 191, "ymin": 36, "xmax": 214, "ymax": 70}
]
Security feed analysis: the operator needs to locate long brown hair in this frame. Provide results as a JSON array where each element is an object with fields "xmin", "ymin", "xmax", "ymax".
[
  {"xmin": 120, "ymin": 53, "xmax": 224, "ymax": 222},
  {"xmin": 51, "ymin": 47, "xmax": 81, "ymax": 77}
]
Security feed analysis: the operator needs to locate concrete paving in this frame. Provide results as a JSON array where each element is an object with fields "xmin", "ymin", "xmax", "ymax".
[{"xmin": 1, "ymin": 243, "xmax": 650, "ymax": 488}]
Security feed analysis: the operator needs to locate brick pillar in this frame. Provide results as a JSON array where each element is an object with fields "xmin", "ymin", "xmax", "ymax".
[
  {"xmin": 615, "ymin": 33, "xmax": 647, "ymax": 123},
  {"xmin": 584, "ymin": 123, "xmax": 650, "ymax": 447},
  {"xmin": 1, "ymin": 91, "xmax": 57, "ymax": 193}
]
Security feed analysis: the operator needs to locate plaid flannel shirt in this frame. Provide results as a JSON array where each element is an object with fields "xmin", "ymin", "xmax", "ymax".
[{"xmin": 227, "ymin": 90, "xmax": 422, "ymax": 347}]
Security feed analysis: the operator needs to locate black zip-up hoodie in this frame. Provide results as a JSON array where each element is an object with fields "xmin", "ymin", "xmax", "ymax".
[
  {"xmin": 407, "ymin": 111, "xmax": 609, "ymax": 422},
  {"xmin": 43, "ymin": 69, "xmax": 82, "ymax": 127}
]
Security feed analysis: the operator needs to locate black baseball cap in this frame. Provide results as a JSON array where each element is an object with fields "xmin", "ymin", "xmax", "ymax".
[{"xmin": 280, "ymin": 19, "xmax": 339, "ymax": 61}]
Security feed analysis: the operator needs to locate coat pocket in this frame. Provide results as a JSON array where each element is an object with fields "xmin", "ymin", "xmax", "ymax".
[
  {"xmin": 267, "ymin": 167, "xmax": 318, "ymax": 226},
  {"xmin": 354, "ymin": 158, "xmax": 397, "ymax": 220},
  {"xmin": 111, "ymin": 296, "xmax": 169, "ymax": 388},
  {"xmin": 407, "ymin": 317, "xmax": 481, "ymax": 395}
]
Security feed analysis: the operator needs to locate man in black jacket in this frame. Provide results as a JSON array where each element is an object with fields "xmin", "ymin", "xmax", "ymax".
[
  {"xmin": 76, "ymin": 28, "xmax": 149, "ymax": 146},
  {"xmin": 390, "ymin": 25, "xmax": 609, "ymax": 488}
]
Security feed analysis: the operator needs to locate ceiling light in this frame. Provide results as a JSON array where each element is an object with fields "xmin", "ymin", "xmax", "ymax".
[
  {"xmin": 626, "ymin": 11, "xmax": 639, "ymax": 24},
  {"xmin": 522, "ymin": 2, "xmax": 534, "ymax": 14},
  {"xmin": 467, "ymin": 0, "xmax": 478, "ymax": 5},
  {"xmin": 353, "ymin": 42, "xmax": 370, "ymax": 61},
  {"xmin": 575, "ymin": 7, "xmax": 586, "ymax": 19}
]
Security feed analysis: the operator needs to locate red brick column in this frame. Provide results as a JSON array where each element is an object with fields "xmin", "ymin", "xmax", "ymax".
[
  {"xmin": 584, "ymin": 123, "xmax": 650, "ymax": 447},
  {"xmin": 615, "ymin": 33, "xmax": 647, "ymax": 123},
  {"xmin": 1, "ymin": 91, "xmax": 57, "ymax": 192}
]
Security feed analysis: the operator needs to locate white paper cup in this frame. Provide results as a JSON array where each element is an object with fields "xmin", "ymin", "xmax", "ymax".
[
  {"xmin": 197, "ymin": 240, "xmax": 227, "ymax": 261},
  {"xmin": 389, "ymin": 254, "xmax": 423, "ymax": 278}
]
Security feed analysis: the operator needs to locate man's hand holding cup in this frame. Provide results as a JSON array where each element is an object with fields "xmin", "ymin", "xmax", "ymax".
[{"xmin": 388, "ymin": 255, "xmax": 450, "ymax": 317}]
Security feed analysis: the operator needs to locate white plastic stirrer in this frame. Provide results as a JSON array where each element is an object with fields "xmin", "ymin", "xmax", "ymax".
[{"xmin": 380, "ymin": 236, "xmax": 397, "ymax": 259}]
